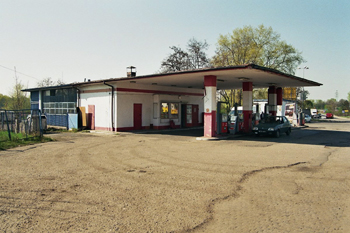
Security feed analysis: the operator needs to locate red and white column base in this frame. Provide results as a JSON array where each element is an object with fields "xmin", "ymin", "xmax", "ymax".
[
  {"xmin": 204, "ymin": 75, "xmax": 217, "ymax": 137},
  {"xmin": 268, "ymin": 86, "xmax": 277, "ymax": 116},
  {"xmin": 243, "ymin": 82, "xmax": 253, "ymax": 133}
]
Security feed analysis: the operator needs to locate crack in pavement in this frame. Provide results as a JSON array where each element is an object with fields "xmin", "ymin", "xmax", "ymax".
[{"xmin": 186, "ymin": 161, "xmax": 307, "ymax": 233}]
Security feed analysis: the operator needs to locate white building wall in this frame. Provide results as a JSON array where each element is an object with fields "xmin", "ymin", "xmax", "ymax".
[
  {"xmin": 117, "ymin": 92, "xmax": 153, "ymax": 129},
  {"xmin": 153, "ymin": 94, "xmax": 204, "ymax": 127},
  {"xmin": 80, "ymin": 84, "xmax": 115, "ymax": 131},
  {"xmin": 78, "ymin": 82, "xmax": 204, "ymax": 131},
  {"xmin": 116, "ymin": 82, "xmax": 204, "ymax": 130}
]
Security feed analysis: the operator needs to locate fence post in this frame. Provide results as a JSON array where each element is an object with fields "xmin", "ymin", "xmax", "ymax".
[
  {"xmin": 4, "ymin": 110, "xmax": 11, "ymax": 140},
  {"xmin": 38, "ymin": 110, "xmax": 43, "ymax": 138}
]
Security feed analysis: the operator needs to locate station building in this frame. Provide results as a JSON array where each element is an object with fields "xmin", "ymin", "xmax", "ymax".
[{"xmin": 23, "ymin": 64, "xmax": 322, "ymax": 138}]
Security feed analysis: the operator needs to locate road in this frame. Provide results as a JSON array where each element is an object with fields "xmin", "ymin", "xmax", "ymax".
[{"xmin": 0, "ymin": 120, "xmax": 349, "ymax": 232}]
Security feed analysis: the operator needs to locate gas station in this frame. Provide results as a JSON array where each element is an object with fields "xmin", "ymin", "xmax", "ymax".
[
  {"xmin": 130, "ymin": 64, "xmax": 322, "ymax": 138},
  {"xmin": 24, "ymin": 64, "xmax": 322, "ymax": 136}
]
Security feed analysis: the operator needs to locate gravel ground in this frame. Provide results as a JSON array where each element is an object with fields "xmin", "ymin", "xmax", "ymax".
[{"xmin": 1, "ymin": 122, "xmax": 349, "ymax": 232}]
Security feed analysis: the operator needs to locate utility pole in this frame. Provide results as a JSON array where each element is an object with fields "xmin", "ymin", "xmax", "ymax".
[
  {"xmin": 335, "ymin": 90, "xmax": 339, "ymax": 101},
  {"xmin": 14, "ymin": 66, "xmax": 20, "ymax": 110},
  {"xmin": 298, "ymin": 66, "xmax": 309, "ymax": 109}
]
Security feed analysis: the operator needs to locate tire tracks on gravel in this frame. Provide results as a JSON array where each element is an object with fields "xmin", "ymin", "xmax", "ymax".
[
  {"xmin": 187, "ymin": 147, "xmax": 338, "ymax": 232},
  {"xmin": 186, "ymin": 161, "xmax": 307, "ymax": 233}
]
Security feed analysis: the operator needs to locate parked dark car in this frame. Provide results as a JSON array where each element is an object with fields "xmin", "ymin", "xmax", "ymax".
[{"xmin": 253, "ymin": 116, "xmax": 292, "ymax": 138}]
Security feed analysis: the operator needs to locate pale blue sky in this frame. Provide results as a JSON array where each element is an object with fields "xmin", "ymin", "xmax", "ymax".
[{"xmin": 1, "ymin": 0, "xmax": 349, "ymax": 100}]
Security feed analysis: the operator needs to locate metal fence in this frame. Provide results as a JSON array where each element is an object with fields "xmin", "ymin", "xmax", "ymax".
[{"xmin": 0, "ymin": 109, "xmax": 45, "ymax": 142}]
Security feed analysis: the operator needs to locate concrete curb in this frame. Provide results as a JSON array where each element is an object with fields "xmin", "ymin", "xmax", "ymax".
[{"xmin": 196, "ymin": 136, "xmax": 230, "ymax": 141}]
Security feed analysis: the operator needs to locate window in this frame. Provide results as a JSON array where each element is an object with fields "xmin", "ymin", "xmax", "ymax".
[
  {"xmin": 170, "ymin": 103, "xmax": 179, "ymax": 119},
  {"xmin": 160, "ymin": 103, "xmax": 169, "ymax": 119},
  {"xmin": 160, "ymin": 102, "xmax": 179, "ymax": 119},
  {"xmin": 43, "ymin": 102, "xmax": 76, "ymax": 115}
]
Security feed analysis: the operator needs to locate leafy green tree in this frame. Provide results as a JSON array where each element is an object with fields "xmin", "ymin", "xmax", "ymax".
[
  {"xmin": 160, "ymin": 38, "xmax": 210, "ymax": 73},
  {"xmin": 8, "ymin": 79, "xmax": 30, "ymax": 110},
  {"xmin": 211, "ymin": 25, "xmax": 305, "ymax": 74},
  {"xmin": 212, "ymin": 25, "xmax": 305, "ymax": 108},
  {"xmin": 312, "ymin": 99, "xmax": 326, "ymax": 110},
  {"xmin": 301, "ymin": 90, "xmax": 309, "ymax": 102},
  {"xmin": 219, "ymin": 89, "xmax": 243, "ymax": 109},
  {"xmin": 253, "ymin": 88, "xmax": 268, "ymax": 99},
  {"xmin": 0, "ymin": 94, "xmax": 11, "ymax": 109},
  {"xmin": 303, "ymin": 100, "xmax": 314, "ymax": 109},
  {"xmin": 325, "ymin": 98, "xmax": 337, "ymax": 113},
  {"xmin": 337, "ymin": 99, "xmax": 350, "ymax": 111},
  {"xmin": 297, "ymin": 90, "xmax": 310, "ymax": 109}
]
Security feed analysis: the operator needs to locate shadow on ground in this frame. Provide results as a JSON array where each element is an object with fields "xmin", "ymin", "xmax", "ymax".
[{"xmin": 131, "ymin": 121, "xmax": 350, "ymax": 148}]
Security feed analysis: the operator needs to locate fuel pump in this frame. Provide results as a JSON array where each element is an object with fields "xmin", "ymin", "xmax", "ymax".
[
  {"xmin": 221, "ymin": 113, "xmax": 228, "ymax": 133},
  {"xmin": 217, "ymin": 102, "xmax": 229, "ymax": 135},
  {"xmin": 229, "ymin": 114, "xmax": 238, "ymax": 134},
  {"xmin": 233, "ymin": 103, "xmax": 244, "ymax": 132},
  {"xmin": 228, "ymin": 103, "xmax": 241, "ymax": 134}
]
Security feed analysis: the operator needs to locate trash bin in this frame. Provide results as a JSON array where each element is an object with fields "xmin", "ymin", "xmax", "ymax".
[{"xmin": 41, "ymin": 115, "xmax": 47, "ymax": 131}]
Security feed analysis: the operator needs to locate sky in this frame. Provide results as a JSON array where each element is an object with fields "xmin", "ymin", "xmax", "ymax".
[{"xmin": 1, "ymin": 0, "xmax": 349, "ymax": 101}]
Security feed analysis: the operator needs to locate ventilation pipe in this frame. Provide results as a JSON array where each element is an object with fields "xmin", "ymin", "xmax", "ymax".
[
  {"xmin": 127, "ymin": 66, "xmax": 136, "ymax": 78},
  {"xmin": 104, "ymin": 81, "xmax": 114, "ymax": 131},
  {"xmin": 73, "ymin": 86, "xmax": 81, "ymax": 107}
]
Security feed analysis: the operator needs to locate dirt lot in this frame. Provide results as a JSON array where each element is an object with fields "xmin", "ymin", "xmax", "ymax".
[{"xmin": 1, "ymin": 122, "xmax": 350, "ymax": 232}]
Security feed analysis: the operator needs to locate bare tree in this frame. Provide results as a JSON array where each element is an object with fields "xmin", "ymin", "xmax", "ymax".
[
  {"xmin": 187, "ymin": 38, "xmax": 210, "ymax": 69},
  {"xmin": 160, "ymin": 38, "xmax": 210, "ymax": 73},
  {"xmin": 37, "ymin": 77, "xmax": 65, "ymax": 87}
]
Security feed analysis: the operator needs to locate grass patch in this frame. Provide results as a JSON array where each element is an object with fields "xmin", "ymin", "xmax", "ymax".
[
  {"xmin": 46, "ymin": 127, "xmax": 87, "ymax": 133},
  {"xmin": 0, "ymin": 131, "xmax": 53, "ymax": 150},
  {"xmin": 46, "ymin": 127, "xmax": 69, "ymax": 132}
]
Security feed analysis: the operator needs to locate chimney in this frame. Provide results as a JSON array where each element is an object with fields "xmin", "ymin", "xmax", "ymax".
[{"xmin": 127, "ymin": 66, "xmax": 136, "ymax": 78}]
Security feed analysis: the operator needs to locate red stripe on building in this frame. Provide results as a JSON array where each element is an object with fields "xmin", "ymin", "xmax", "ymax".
[{"xmin": 81, "ymin": 88, "xmax": 203, "ymax": 96}]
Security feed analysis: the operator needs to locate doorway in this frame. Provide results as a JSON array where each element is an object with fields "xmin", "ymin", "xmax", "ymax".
[
  {"xmin": 181, "ymin": 104, "xmax": 199, "ymax": 128},
  {"xmin": 133, "ymin": 104, "xmax": 142, "ymax": 130},
  {"xmin": 192, "ymin": 105, "xmax": 199, "ymax": 126}
]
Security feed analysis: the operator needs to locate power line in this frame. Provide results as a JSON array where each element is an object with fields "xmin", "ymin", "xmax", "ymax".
[{"xmin": 0, "ymin": 64, "xmax": 40, "ymax": 81}]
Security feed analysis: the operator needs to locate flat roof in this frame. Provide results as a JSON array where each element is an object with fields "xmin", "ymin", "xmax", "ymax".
[{"xmin": 23, "ymin": 64, "xmax": 322, "ymax": 92}]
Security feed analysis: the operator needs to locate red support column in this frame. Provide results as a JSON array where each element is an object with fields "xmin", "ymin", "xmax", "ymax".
[
  {"xmin": 243, "ymin": 82, "xmax": 253, "ymax": 133},
  {"xmin": 204, "ymin": 75, "xmax": 217, "ymax": 137},
  {"xmin": 277, "ymin": 87, "xmax": 283, "ymax": 105},
  {"xmin": 268, "ymin": 86, "xmax": 277, "ymax": 116}
]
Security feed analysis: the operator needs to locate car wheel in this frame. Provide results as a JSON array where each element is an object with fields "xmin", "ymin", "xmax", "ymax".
[
  {"xmin": 275, "ymin": 130, "xmax": 280, "ymax": 138},
  {"xmin": 286, "ymin": 128, "xmax": 291, "ymax": 136}
]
